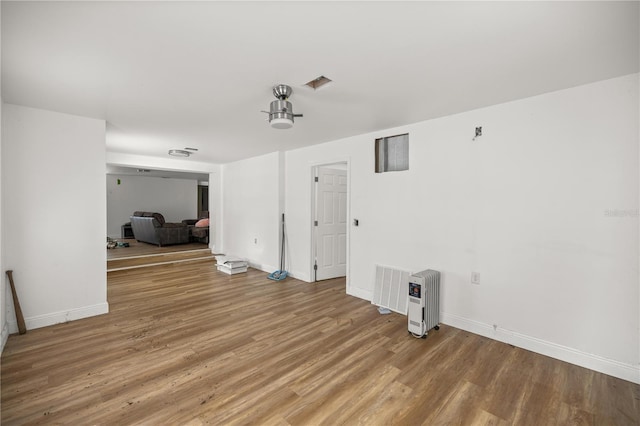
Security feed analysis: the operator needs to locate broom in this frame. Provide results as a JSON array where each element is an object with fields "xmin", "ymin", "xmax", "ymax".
[{"xmin": 268, "ymin": 214, "xmax": 288, "ymax": 281}]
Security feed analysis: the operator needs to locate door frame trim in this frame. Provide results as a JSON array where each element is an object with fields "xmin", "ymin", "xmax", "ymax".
[{"xmin": 309, "ymin": 159, "xmax": 351, "ymax": 289}]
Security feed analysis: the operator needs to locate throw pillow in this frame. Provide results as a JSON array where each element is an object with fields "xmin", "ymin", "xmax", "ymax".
[{"xmin": 195, "ymin": 218, "xmax": 209, "ymax": 227}]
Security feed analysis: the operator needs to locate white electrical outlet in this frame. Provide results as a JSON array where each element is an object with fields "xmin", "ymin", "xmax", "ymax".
[{"xmin": 471, "ymin": 272, "xmax": 481, "ymax": 285}]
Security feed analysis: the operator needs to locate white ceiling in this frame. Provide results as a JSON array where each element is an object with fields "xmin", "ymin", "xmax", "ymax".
[{"xmin": 2, "ymin": 1, "xmax": 639, "ymax": 166}]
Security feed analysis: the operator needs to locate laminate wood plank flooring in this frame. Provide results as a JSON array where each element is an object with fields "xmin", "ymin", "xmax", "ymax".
[{"xmin": 2, "ymin": 261, "xmax": 639, "ymax": 425}]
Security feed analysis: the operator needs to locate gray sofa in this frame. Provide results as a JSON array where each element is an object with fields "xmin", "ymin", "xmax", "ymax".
[{"xmin": 130, "ymin": 211, "xmax": 190, "ymax": 247}]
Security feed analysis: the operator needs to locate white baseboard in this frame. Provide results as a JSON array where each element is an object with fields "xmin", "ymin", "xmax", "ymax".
[
  {"xmin": 347, "ymin": 286, "xmax": 372, "ymax": 301},
  {"xmin": 248, "ymin": 261, "xmax": 310, "ymax": 281},
  {"xmin": 247, "ymin": 261, "xmax": 276, "ymax": 275},
  {"xmin": 441, "ymin": 312, "xmax": 640, "ymax": 385},
  {"xmin": 9, "ymin": 302, "xmax": 110, "ymax": 332},
  {"xmin": 284, "ymin": 270, "xmax": 309, "ymax": 282},
  {"xmin": 223, "ymin": 259, "xmax": 307, "ymax": 282}
]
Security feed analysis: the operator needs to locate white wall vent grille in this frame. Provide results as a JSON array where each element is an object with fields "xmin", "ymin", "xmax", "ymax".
[{"xmin": 373, "ymin": 265, "xmax": 410, "ymax": 314}]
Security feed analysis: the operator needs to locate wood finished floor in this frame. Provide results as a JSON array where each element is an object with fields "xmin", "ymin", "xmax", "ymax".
[{"xmin": 2, "ymin": 261, "xmax": 639, "ymax": 425}]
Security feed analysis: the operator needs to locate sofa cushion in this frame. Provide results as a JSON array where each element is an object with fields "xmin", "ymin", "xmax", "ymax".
[
  {"xmin": 164, "ymin": 222, "xmax": 186, "ymax": 228},
  {"xmin": 152, "ymin": 213, "xmax": 165, "ymax": 226}
]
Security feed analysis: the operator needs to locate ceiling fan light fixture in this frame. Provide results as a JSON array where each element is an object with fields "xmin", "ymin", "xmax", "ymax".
[
  {"xmin": 264, "ymin": 84, "xmax": 303, "ymax": 129},
  {"xmin": 270, "ymin": 117, "xmax": 294, "ymax": 129},
  {"xmin": 168, "ymin": 149, "xmax": 191, "ymax": 157}
]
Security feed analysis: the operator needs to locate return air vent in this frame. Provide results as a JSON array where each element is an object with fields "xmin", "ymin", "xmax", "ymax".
[
  {"xmin": 304, "ymin": 75, "xmax": 332, "ymax": 90},
  {"xmin": 372, "ymin": 265, "xmax": 410, "ymax": 315}
]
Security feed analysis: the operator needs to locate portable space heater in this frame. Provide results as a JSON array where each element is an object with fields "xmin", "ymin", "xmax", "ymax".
[{"xmin": 408, "ymin": 269, "xmax": 440, "ymax": 338}]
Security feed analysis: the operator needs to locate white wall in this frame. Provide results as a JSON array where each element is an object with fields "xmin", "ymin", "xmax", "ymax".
[
  {"xmin": 106, "ymin": 175, "xmax": 197, "ymax": 238},
  {"xmin": 280, "ymin": 74, "xmax": 639, "ymax": 383},
  {"xmin": 0, "ymin": 3, "xmax": 5, "ymax": 349},
  {"xmin": 221, "ymin": 151, "xmax": 282, "ymax": 272},
  {"xmin": 2, "ymin": 104, "xmax": 108, "ymax": 331},
  {"xmin": 0, "ymin": 94, "xmax": 5, "ymax": 348}
]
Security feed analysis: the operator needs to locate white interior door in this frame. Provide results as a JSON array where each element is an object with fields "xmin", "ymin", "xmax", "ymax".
[{"xmin": 315, "ymin": 166, "xmax": 347, "ymax": 281}]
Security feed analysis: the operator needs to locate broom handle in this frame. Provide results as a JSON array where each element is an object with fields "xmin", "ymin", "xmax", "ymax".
[
  {"xmin": 281, "ymin": 214, "xmax": 285, "ymax": 271},
  {"xmin": 6, "ymin": 270, "xmax": 27, "ymax": 335}
]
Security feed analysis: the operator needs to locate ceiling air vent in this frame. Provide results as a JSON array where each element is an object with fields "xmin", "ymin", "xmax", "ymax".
[
  {"xmin": 304, "ymin": 75, "xmax": 332, "ymax": 90},
  {"xmin": 168, "ymin": 149, "xmax": 191, "ymax": 157}
]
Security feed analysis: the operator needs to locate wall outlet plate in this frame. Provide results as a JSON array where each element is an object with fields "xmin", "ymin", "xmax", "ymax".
[{"xmin": 471, "ymin": 272, "xmax": 481, "ymax": 285}]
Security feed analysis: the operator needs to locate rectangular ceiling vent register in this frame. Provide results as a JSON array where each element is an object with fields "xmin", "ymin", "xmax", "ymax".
[{"xmin": 304, "ymin": 75, "xmax": 332, "ymax": 90}]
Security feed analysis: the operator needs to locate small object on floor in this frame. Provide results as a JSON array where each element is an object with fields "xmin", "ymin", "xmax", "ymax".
[
  {"xmin": 117, "ymin": 242, "xmax": 130, "ymax": 247},
  {"xmin": 377, "ymin": 306, "xmax": 392, "ymax": 315},
  {"xmin": 268, "ymin": 269, "xmax": 288, "ymax": 281},
  {"xmin": 107, "ymin": 236, "xmax": 117, "ymax": 249},
  {"xmin": 215, "ymin": 255, "xmax": 248, "ymax": 275}
]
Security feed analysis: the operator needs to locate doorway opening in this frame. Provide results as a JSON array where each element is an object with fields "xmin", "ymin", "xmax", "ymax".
[
  {"xmin": 311, "ymin": 162, "xmax": 349, "ymax": 283},
  {"xmin": 198, "ymin": 184, "xmax": 209, "ymax": 219}
]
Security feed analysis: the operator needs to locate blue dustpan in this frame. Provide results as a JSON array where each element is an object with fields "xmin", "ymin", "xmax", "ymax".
[{"xmin": 268, "ymin": 270, "xmax": 288, "ymax": 281}]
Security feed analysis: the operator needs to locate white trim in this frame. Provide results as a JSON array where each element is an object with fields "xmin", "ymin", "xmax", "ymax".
[
  {"xmin": 222, "ymin": 260, "xmax": 304, "ymax": 280},
  {"xmin": 441, "ymin": 312, "xmax": 640, "ymax": 385},
  {"xmin": 247, "ymin": 261, "xmax": 276, "ymax": 274},
  {"xmin": 244, "ymin": 263, "xmax": 311, "ymax": 283},
  {"xmin": 13, "ymin": 302, "xmax": 110, "ymax": 331},
  {"xmin": 347, "ymin": 286, "xmax": 372, "ymax": 301},
  {"xmin": 285, "ymin": 270, "xmax": 309, "ymax": 282}
]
